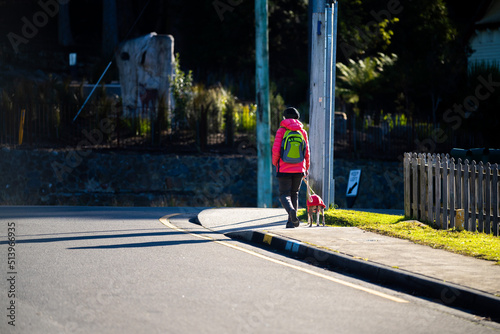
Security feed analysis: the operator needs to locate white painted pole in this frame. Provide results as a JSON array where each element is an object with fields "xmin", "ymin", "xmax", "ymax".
[
  {"xmin": 309, "ymin": 0, "xmax": 338, "ymax": 208},
  {"xmin": 325, "ymin": 0, "xmax": 338, "ymax": 207},
  {"xmin": 308, "ymin": 0, "xmax": 326, "ymax": 200},
  {"xmin": 323, "ymin": 4, "xmax": 333, "ymax": 207}
]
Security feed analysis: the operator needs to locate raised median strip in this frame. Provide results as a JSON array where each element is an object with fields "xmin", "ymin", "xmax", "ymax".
[{"xmin": 226, "ymin": 229, "xmax": 500, "ymax": 322}]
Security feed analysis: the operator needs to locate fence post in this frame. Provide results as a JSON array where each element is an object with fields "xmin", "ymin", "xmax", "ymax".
[
  {"xmin": 449, "ymin": 157, "xmax": 455, "ymax": 229},
  {"xmin": 420, "ymin": 153, "xmax": 426, "ymax": 220},
  {"xmin": 200, "ymin": 106, "xmax": 208, "ymax": 151},
  {"xmin": 485, "ymin": 162, "xmax": 491, "ymax": 234},
  {"xmin": 478, "ymin": 162, "xmax": 484, "ymax": 233},
  {"xmin": 226, "ymin": 108, "xmax": 235, "ymax": 147},
  {"xmin": 435, "ymin": 154, "xmax": 441, "ymax": 228},
  {"xmin": 412, "ymin": 153, "xmax": 418, "ymax": 219},
  {"xmin": 18, "ymin": 109, "xmax": 26, "ymax": 145},
  {"xmin": 427, "ymin": 153, "xmax": 434, "ymax": 223},
  {"xmin": 116, "ymin": 107, "xmax": 121, "ymax": 148},
  {"xmin": 443, "ymin": 156, "xmax": 449, "ymax": 229},
  {"xmin": 404, "ymin": 153, "xmax": 411, "ymax": 218},
  {"xmin": 457, "ymin": 158, "xmax": 463, "ymax": 222},
  {"xmin": 493, "ymin": 164, "xmax": 499, "ymax": 236},
  {"xmin": 25, "ymin": 106, "xmax": 31, "ymax": 146},
  {"xmin": 463, "ymin": 159, "xmax": 470, "ymax": 231},
  {"xmin": 471, "ymin": 160, "xmax": 477, "ymax": 232},
  {"xmin": 456, "ymin": 209, "xmax": 465, "ymax": 231}
]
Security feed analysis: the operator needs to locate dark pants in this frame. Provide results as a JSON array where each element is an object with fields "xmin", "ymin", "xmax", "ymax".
[{"xmin": 278, "ymin": 173, "xmax": 303, "ymax": 222}]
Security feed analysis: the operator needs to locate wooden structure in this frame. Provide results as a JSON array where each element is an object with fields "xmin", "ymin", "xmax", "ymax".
[
  {"xmin": 115, "ymin": 33, "xmax": 175, "ymax": 117},
  {"xmin": 404, "ymin": 152, "xmax": 499, "ymax": 236}
]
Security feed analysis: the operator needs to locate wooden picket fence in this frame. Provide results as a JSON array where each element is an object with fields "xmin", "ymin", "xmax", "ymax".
[{"xmin": 404, "ymin": 152, "xmax": 499, "ymax": 236}]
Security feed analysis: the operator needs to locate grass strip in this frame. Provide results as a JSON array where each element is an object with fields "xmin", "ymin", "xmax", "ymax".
[{"xmin": 298, "ymin": 209, "xmax": 500, "ymax": 264}]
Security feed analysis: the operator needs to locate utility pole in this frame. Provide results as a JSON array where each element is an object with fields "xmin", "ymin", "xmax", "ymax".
[
  {"xmin": 308, "ymin": 0, "xmax": 338, "ymax": 208},
  {"xmin": 255, "ymin": 0, "xmax": 272, "ymax": 207}
]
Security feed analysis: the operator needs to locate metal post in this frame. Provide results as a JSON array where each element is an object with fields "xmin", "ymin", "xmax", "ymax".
[
  {"xmin": 323, "ymin": 4, "xmax": 333, "ymax": 207},
  {"xmin": 327, "ymin": 0, "xmax": 339, "ymax": 206},
  {"xmin": 256, "ymin": 0, "xmax": 272, "ymax": 207},
  {"xmin": 326, "ymin": 0, "xmax": 338, "ymax": 207}
]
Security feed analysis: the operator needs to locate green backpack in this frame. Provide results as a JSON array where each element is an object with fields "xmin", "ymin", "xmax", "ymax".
[{"xmin": 280, "ymin": 129, "xmax": 306, "ymax": 163}]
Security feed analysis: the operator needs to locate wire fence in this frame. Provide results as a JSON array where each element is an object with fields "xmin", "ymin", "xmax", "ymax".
[
  {"xmin": 0, "ymin": 102, "xmax": 256, "ymax": 154},
  {"xmin": 0, "ymin": 103, "xmax": 486, "ymax": 160},
  {"xmin": 334, "ymin": 113, "xmax": 485, "ymax": 161}
]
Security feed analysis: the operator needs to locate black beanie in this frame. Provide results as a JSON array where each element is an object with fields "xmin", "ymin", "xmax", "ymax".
[{"xmin": 283, "ymin": 107, "xmax": 300, "ymax": 120}]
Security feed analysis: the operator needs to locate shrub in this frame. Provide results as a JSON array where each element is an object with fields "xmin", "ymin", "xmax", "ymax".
[{"xmin": 170, "ymin": 53, "xmax": 194, "ymax": 130}]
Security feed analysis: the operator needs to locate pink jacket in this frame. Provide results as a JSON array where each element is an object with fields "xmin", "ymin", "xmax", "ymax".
[{"xmin": 272, "ymin": 119, "xmax": 310, "ymax": 174}]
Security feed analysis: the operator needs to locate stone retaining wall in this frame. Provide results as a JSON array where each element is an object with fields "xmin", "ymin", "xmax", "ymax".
[{"xmin": 0, "ymin": 148, "xmax": 403, "ymax": 209}]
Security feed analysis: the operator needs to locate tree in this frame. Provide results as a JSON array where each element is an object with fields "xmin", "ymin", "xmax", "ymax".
[
  {"xmin": 102, "ymin": 0, "xmax": 119, "ymax": 58},
  {"xmin": 58, "ymin": 1, "xmax": 74, "ymax": 46},
  {"xmin": 386, "ymin": 0, "xmax": 462, "ymax": 119},
  {"xmin": 337, "ymin": 0, "xmax": 400, "ymax": 62},
  {"xmin": 336, "ymin": 53, "xmax": 398, "ymax": 120},
  {"xmin": 336, "ymin": 0, "xmax": 465, "ymax": 122}
]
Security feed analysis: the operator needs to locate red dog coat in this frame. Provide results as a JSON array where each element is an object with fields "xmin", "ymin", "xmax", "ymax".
[{"xmin": 307, "ymin": 194, "xmax": 326, "ymax": 208}]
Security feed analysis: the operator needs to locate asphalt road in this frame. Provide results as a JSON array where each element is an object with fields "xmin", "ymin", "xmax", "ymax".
[{"xmin": 1, "ymin": 206, "xmax": 499, "ymax": 334}]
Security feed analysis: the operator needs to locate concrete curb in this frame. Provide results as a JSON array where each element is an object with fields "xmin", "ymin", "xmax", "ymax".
[{"xmin": 226, "ymin": 229, "xmax": 500, "ymax": 322}]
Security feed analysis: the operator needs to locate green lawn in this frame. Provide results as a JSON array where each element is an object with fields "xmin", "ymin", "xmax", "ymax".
[{"xmin": 298, "ymin": 209, "xmax": 500, "ymax": 264}]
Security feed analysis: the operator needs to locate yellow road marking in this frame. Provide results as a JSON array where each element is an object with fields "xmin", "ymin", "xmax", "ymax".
[{"xmin": 160, "ymin": 215, "xmax": 408, "ymax": 304}]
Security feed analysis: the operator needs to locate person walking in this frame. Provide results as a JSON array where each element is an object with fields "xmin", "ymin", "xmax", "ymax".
[{"xmin": 272, "ymin": 107, "xmax": 310, "ymax": 228}]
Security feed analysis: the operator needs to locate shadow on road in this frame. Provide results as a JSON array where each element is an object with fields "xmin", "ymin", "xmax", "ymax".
[{"xmin": 68, "ymin": 238, "xmax": 212, "ymax": 249}]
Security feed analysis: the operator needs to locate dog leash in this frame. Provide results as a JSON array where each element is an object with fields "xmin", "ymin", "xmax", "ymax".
[{"xmin": 303, "ymin": 177, "xmax": 316, "ymax": 198}]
